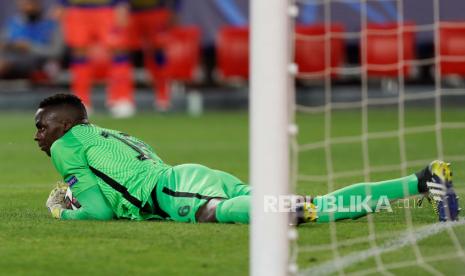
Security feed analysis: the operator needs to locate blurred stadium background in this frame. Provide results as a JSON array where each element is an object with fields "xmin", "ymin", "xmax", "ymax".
[
  {"xmin": 0, "ymin": 0, "xmax": 463, "ymax": 113},
  {"xmin": 1, "ymin": 0, "xmax": 465, "ymax": 275}
]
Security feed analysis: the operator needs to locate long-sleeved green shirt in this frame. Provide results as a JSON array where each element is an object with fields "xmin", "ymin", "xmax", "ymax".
[{"xmin": 51, "ymin": 124, "xmax": 170, "ymax": 220}]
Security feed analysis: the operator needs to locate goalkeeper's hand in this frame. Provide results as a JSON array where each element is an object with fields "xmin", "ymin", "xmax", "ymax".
[{"xmin": 45, "ymin": 182, "xmax": 68, "ymax": 219}]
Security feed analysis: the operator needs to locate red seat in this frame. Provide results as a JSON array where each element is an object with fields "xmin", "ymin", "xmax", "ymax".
[
  {"xmin": 164, "ymin": 26, "xmax": 201, "ymax": 82},
  {"xmin": 86, "ymin": 27, "xmax": 201, "ymax": 83},
  {"xmin": 295, "ymin": 24, "xmax": 345, "ymax": 78},
  {"xmin": 216, "ymin": 26, "xmax": 249, "ymax": 80},
  {"xmin": 362, "ymin": 23, "xmax": 415, "ymax": 77},
  {"xmin": 440, "ymin": 22, "xmax": 465, "ymax": 76}
]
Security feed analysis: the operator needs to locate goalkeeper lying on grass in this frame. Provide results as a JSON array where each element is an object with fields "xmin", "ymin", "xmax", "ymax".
[{"xmin": 35, "ymin": 94, "xmax": 460, "ymax": 224}]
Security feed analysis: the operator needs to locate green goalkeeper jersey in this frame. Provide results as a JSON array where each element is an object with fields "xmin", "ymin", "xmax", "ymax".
[{"xmin": 51, "ymin": 124, "xmax": 171, "ymax": 220}]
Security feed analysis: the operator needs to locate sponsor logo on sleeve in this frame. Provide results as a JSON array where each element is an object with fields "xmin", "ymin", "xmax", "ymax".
[{"xmin": 66, "ymin": 176, "xmax": 79, "ymax": 187}]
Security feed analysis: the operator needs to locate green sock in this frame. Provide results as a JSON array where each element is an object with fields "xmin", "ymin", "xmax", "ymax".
[
  {"xmin": 314, "ymin": 174, "xmax": 419, "ymax": 223},
  {"xmin": 215, "ymin": 195, "xmax": 250, "ymax": 224}
]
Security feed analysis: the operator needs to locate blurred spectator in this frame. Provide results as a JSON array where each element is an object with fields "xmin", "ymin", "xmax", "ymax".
[
  {"xmin": 55, "ymin": 0, "xmax": 134, "ymax": 118},
  {"xmin": 0, "ymin": 0, "xmax": 62, "ymax": 80},
  {"xmin": 214, "ymin": 0, "xmax": 246, "ymax": 27},
  {"xmin": 126, "ymin": 0, "xmax": 180, "ymax": 111}
]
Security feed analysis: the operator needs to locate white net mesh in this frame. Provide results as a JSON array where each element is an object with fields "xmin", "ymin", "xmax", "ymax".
[{"xmin": 290, "ymin": 0, "xmax": 465, "ymax": 274}]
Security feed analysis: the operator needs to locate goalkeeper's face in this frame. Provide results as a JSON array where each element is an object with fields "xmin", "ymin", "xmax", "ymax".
[{"xmin": 34, "ymin": 108, "xmax": 68, "ymax": 157}]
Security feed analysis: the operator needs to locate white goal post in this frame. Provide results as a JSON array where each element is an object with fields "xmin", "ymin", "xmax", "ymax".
[
  {"xmin": 250, "ymin": 0, "xmax": 465, "ymax": 274},
  {"xmin": 250, "ymin": 0, "xmax": 294, "ymax": 275}
]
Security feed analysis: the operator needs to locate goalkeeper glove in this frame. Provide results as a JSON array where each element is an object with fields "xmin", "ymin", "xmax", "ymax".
[{"xmin": 45, "ymin": 182, "xmax": 68, "ymax": 219}]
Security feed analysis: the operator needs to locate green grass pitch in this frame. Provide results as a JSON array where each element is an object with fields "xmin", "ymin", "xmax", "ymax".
[{"xmin": 0, "ymin": 109, "xmax": 464, "ymax": 275}]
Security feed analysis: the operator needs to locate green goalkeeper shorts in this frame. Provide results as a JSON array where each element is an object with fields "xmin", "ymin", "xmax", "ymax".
[{"xmin": 154, "ymin": 164, "xmax": 251, "ymax": 223}]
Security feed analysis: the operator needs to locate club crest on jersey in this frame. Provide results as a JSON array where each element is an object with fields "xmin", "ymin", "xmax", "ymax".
[
  {"xmin": 66, "ymin": 176, "xmax": 78, "ymax": 187},
  {"xmin": 178, "ymin": 206, "xmax": 190, "ymax": 217}
]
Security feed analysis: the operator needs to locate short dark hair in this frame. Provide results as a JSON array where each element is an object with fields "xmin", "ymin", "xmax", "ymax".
[
  {"xmin": 38, "ymin": 93, "xmax": 88, "ymax": 122},
  {"xmin": 39, "ymin": 93, "xmax": 86, "ymax": 110}
]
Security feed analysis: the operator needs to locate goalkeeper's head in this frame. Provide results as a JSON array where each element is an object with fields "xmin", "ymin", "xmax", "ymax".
[{"xmin": 34, "ymin": 94, "xmax": 88, "ymax": 156}]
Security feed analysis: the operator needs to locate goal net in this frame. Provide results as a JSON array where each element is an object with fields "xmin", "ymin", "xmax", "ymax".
[{"xmin": 250, "ymin": 0, "xmax": 465, "ymax": 275}]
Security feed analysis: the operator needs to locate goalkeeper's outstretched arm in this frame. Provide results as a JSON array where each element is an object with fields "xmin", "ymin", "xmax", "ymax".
[
  {"xmin": 48, "ymin": 139, "xmax": 115, "ymax": 220},
  {"xmin": 60, "ymin": 185, "xmax": 114, "ymax": 220},
  {"xmin": 47, "ymin": 184, "xmax": 115, "ymax": 221}
]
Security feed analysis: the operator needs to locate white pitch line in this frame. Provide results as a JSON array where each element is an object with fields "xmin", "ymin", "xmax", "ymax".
[{"xmin": 300, "ymin": 218, "xmax": 465, "ymax": 276}]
